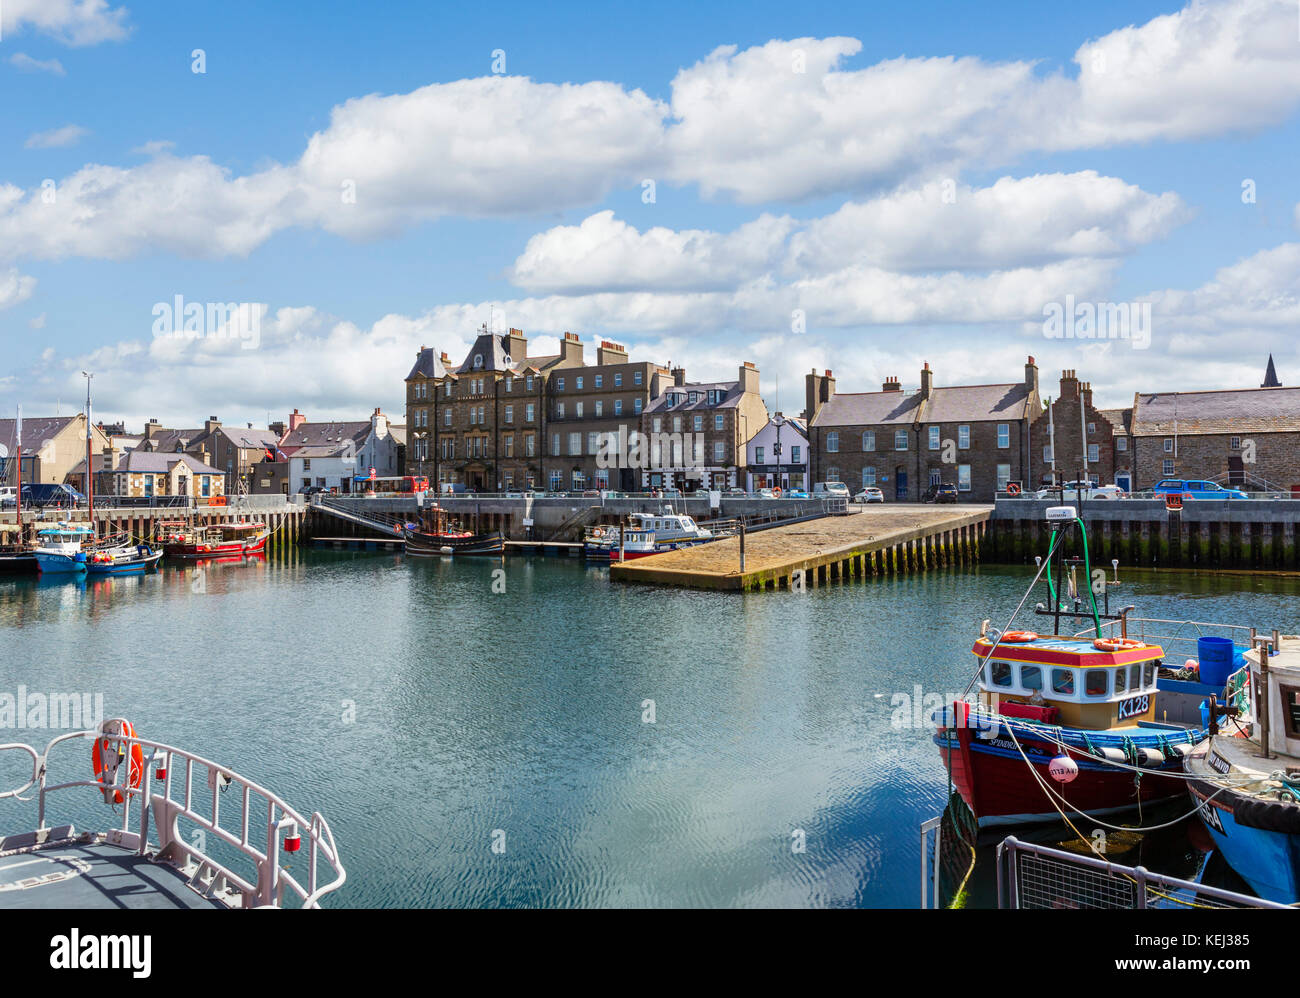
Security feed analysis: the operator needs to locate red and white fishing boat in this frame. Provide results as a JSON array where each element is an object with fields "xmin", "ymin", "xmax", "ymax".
[{"xmin": 162, "ymin": 521, "xmax": 268, "ymax": 559}]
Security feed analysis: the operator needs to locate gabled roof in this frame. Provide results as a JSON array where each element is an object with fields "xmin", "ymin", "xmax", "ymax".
[
  {"xmin": 139, "ymin": 429, "xmax": 209, "ymax": 453},
  {"xmin": 922, "ymin": 383, "xmax": 1035, "ymax": 423},
  {"xmin": 0, "ymin": 415, "xmax": 78, "ymax": 452},
  {"xmin": 1131, "ymin": 387, "xmax": 1300, "ymax": 436},
  {"xmin": 406, "ymin": 347, "xmax": 448, "ymax": 381},
  {"xmin": 1098, "ymin": 408, "xmax": 1132, "ymax": 435},
  {"xmin": 810, "ymin": 390, "xmax": 922, "ymax": 428},
  {"xmin": 218, "ymin": 427, "xmax": 282, "ymax": 450},
  {"xmin": 279, "ymin": 421, "xmax": 370, "ymax": 458},
  {"xmin": 72, "ymin": 452, "xmax": 223, "ymax": 475}
]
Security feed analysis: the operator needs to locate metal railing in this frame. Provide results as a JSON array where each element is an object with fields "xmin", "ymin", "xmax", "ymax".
[
  {"xmin": 1076, "ymin": 616, "xmax": 1259, "ymax": 656},
  {"xmin": 997, "ymin": 836, "xmax": 1287, "ymax": 909},
  {"xmin": 0, "ymin": 724, "xmax": 345, "ymax": 909}
]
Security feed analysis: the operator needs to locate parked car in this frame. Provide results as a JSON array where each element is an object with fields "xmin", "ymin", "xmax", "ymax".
[
  {"xmin": 0, "ymin": 486, "xmax": 14, "ymax": 509},
  {"xmin": 1150, "ymin": 479, "xmax": 1249, "ymax": 501},
  {"xmin": 757, "ymin": 487, "xmax": 776, "ymax": 499},
  {"xmin": 854, "ymin": 487, "xmax": 884, "ymax": 504},
  {"xmin": 693, "ymin": 489, "xmax": 712, "ymax": 498},
  {"xmin": 726, "ymin": 488, "xmax": 747, "ymax": 497},
  {"xmin": 20, "ymin": 483, "xmax": 85, "ymax": 509},
  {"xmin": 1033, "ymin": 481, "xmax": 1126, "ymax": 501},
  {"xmin": 813, "ymin": 481, "xmax": 850, "ymax": 498},
  {"xmin": 922, "ymin": 483, "xmax": 959, "ymax": 504},
  {"xmin": 299, "ymin": 485, "xmax": 329, "ymax": 497},
  {"xmin": 784, "ymin": 489, "xmax": 809, "ymax": 499}
]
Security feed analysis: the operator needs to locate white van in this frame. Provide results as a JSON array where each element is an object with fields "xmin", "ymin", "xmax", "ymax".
[{"xmin": 813, "ymin": 481, "xmax": 850, "ymax": 498}]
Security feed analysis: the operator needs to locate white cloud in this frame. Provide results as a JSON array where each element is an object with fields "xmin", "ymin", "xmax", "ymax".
[
  {"xmin": 24, "ymin": 124, "xmax": 89, "ymax": 149},
  {"xmin": 509, "ymin": 210, "xmax": 797, "ymax": 293},
  {"xmin": 1, "ymin": 0, "xmax": 130, "ymax": 46},
  {"xmin": 0, "ymin": 269, "xmax": 36, "ymax": 310},
  {"xmin": 9, "ymin": 53, "xmax": 66, "ymax": 75}
]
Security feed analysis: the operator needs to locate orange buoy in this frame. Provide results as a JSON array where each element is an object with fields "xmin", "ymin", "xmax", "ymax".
[
  {"xmin": 1093, "ymin": 637, "xmax": 1146, "ymax": 652},
  {"xmin": 92, "ymin": 719, "xmax": 144, "ymax": 805},
  {"xmin": 998, "ymin": 631, "xmax": 1039, "ymax": 643}
]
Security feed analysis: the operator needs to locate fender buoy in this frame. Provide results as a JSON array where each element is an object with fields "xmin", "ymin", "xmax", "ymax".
[
  {"xmin": 998, "ymin": 631, "xmax": 1039, "ymax": 643},
  {"xmin": 92, "ymin": 719, "xmax": 143, "ymax": 805},
  {"xmin": 1007, "ymin": 483, "xmax": 1021, "ymax": 495},
  {"xmin": 1093, "ymin": 638, "xmax": 1147, "ymax": 652}
]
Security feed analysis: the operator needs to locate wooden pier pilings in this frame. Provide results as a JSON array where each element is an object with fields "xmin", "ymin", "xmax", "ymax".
[{"xmin": 609, "ymin": 506, "xmax": 990, "ymax": 591}]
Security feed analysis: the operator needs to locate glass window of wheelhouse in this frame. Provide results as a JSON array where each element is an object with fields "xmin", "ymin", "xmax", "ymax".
[
  {"xmin": 1052, "ymin": 668, "xmax": 1074, "ymax": 695},
  {"xmin": 989, "ymin": 661, "xmax": 1013, "ymax": 687},
  {"xmin": 1085, "ymin": 670, "xmax": 1108, "ymax": 697},
  {"xmin": 1020, "ymin": 665, "xmax": 1043, "ymax": 691}
]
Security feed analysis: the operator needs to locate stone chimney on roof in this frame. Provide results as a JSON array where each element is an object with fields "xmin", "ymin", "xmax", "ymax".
[
  {"xmin": 671, "ymin": 366, "xmax": 687, "ymax": 387},
  {"xmin": 1024, "ymin": 355, "xmax": 1039, "ymax": 395},
  {"xmin": 596, "ymin": 340, "xmax": 627, "ymax": 366},
  {"xmin": 1060, "ymin": 370, "xmax": 1080, "ymax": 397},
  {"xmin": 919, "ymin": 363, "xmax": 934, "ymax": 400},
  {"xmin": 882, "ymin": 376, "xmax": 902, "ymax": 392},
  {"xmin": 204, "ymin": 416, "xmax": 221, "ymax": 434},
  {"xmin": 805, "ymin": 368, "xmax": 836, "ymax": 422},
  {"xmin": 289, "ymin": 408, "xmax": 306, "ymax": 433},
  {"xmin": 143, "ymin": 418, "xmax": 162, "ymax": 441},
  {"xmin": 559, "ymin": 331, "xmax": 584, "ymax": 365},
  {"xmin": 269, "ymin": 420, "xmax": 285, "ymax": 439},
  {"xmin": 738, "ymin": 361, "xmax": 760, "ymax": 396},
  {"xmin": 505, "ymin": 327, "xmax": 527, "ymax": 363}
]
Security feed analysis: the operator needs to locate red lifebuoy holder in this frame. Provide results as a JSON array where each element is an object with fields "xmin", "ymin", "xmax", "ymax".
[
  {"xmin": 1093, "ymin": 638, "xmax": 1146, "ymax": 652},
  {"xmin": 92, "ymin": 719, "xmax": 144, "ymax": 805},
  {"xmin": 997, "ymin": 631, "xmax": 1039, "ymax": 643}
]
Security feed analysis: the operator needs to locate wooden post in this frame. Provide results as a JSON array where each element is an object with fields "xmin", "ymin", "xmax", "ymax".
[
  {"xmin": 739, "ymin": 522, "xmax": 746, "ymax": 574},
  {"xmin": 619, "ymin": 522, "xmax": 625, "ymax": 563}
]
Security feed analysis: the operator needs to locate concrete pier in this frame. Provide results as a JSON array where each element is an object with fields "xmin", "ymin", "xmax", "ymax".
[{"xmin": 609, "ymin": 505, "xmax": 991, "ymax": 591}]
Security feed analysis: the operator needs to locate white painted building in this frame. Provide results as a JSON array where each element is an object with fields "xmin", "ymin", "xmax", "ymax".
[
  {"xmin": 745, "ymin": 413, "xmax": 809, "ymax": 491},
  {"xmin": 282, "ymin": 408, "xmax": 401, "ymax": 493}
]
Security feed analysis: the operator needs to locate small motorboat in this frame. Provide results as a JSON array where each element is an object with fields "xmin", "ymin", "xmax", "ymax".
[
  {"xmin": 32, "ymin": 523, "xmax": 95, "ymax": 575},
  {"xmin": 1186, "ymin": 632, "xmax": 1300, "ymax": 903},
  {"xmin": 583, "ymin": 525, "xmax": 660, "ymax": 562},
  {"xmin": 163, "ymin": 521, "xmax": 268, "ymax": 559},
  {"xmin": 85, "ymin": 543, "xmax": 164, "ymax": 575},
  {"xmin": 402, "ymin": 505, "xmax": 503, "ymax": 556}
]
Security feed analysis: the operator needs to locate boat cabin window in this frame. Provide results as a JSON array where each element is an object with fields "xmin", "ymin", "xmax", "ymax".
[
  {"xmin": 1052, "ymin": 668, "xmax": 1075, "ymax": 695},
  {"xmin": 989, "ymin": 662, "xmax": 1013, "ymax": 687},
  {"xmin": 1020, "ymin": 665, "xmax": 1043, "ymax": 691},
  {"xmin": 1143, "ymin": 663, "xmax": 1155, "ymax": 688},
  {"xmin": 1114, "ymin": 667, "xmax": 1128, "ymax": 694},
  {"xmin": 1129, "ymin": 664, "xmax": 1142, "ymax": 693},
  {"xmin": 1085, "ymin": 670, "xmax": 1109, "ymax": 697}
]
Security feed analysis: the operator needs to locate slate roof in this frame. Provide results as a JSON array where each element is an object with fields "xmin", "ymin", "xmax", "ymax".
[
  {"xmin": 810, "ymin": 390, "xmax": 923, "ymax": 428},
  {"xmin": 71, "ymin": 452, "xmax": 223, "ymax": 475},
  {"xmin": 1098, "ymin": 408, "xmax": 1133, "ymax": 435},
  {"xmin": 812, "ymin": 381, "xmax": 1035, "ymax": 428},
  {"xmin": 0, "ymin": 416, "xmax": 77, "ymax": 452},
  {"xmin": 139, "ymin": 429, "xmax": 208, "ymax": 453},
  {"xmin": 218, "ymin": 427, "xmax": 282, "ymax": 450},
  {"xmin": 457, "ymin": 332, "xmax": 515, "ymax": 373},
  {"xmin": 643, "ymin": 382, "xmax": 742, "ymax": 413},
  {"xmin": 406, "ymin": 347, "xmax": 448, "ymax": 381},
  {"xmin": 1131, "ymin": 387, "xmax": 1300, "ymax": 436},
  {"xmin": 279, "ymin": 421, "xmax": 370, "ymax": 458}
]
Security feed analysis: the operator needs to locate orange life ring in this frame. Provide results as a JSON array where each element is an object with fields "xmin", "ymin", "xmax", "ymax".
[
  {"xmin": 1007, "ymin": 483, "xmax": 1021, "ymax": 495},
  {"xmin": 1093, "ymin": 638, "xmax": 1146, "ymax": 652},
  {"xmin": 772, "ymin": 487, "xmax": 782, "ymax": 497},
  {"xmin": 92, "ymin": 719, "xmax": 143, "ymax": 805},
  {"xmin": 998, "ymin": 631, "xmax": 1039, "ymax": 643}
]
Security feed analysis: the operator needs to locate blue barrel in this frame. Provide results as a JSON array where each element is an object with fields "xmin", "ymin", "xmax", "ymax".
[{"xmin": 1198, "ymin": 636, "xmax": 1235, "ymax": 688}]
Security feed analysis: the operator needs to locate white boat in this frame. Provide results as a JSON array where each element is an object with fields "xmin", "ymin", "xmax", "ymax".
[
  {"xmin": 0, "ymin": 718, "xmax": 345, "ymax": 909},
  {"xmin": 626, "ymin": 511, "xmax": 714, "ymax": 545},
  {"xmin": 33, "ymin": 523, "xmax": 95, "ymax": 574},
  {"xmin": 583, "ymin": 525, "xmax": 660, "ymax": 562}
]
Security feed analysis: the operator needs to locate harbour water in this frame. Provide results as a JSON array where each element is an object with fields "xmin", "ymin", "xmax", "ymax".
[{"xmin": 2, "ymin": 551, "xmax": 1299, "ymax": 908}]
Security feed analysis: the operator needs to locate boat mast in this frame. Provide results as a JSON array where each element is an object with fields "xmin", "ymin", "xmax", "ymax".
[
  {"xmin": 82, "ymin": 371, "xmax": 94, "ymax": 537},
  {"xmin": 13, "ymin": 405, "xmax": 21, "ymax": 546}
]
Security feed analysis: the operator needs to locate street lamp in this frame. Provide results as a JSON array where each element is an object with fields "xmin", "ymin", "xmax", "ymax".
[{"xmin": 81, "ymin": 371, "xmax": 94, "ymax": 526}]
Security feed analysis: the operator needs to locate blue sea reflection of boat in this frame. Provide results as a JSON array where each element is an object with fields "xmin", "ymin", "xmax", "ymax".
[
  {"xmin": 1186, "ymin": 633, "xmax": 1300, "ymax": 903},
  {"xmin": 32, "ymin": 523, "xmax": 94, "ymax": 575}
]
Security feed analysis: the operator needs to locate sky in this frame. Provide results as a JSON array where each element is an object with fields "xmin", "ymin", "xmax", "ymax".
[{"xmin": 1, "ymin": 0, "xmax": 1299, "ymax": 429}]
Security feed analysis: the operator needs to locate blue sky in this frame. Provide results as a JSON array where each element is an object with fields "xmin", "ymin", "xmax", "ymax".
[{"xmin": 2, "ymin": 0, "xmax": 1299, "ymax": 427}]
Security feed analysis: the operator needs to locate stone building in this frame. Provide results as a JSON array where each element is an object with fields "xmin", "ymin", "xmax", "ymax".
[
  {"xmin": 807, "ymin": 358, "xmax": 1041, "ymax": 501},
  {"xmin": 1028, "ymin": 370, "xmax": 1121, "ymax": 489},
  {"xmin": 0, "ymin": 414, "xmax": 110, "ymax": 487}
]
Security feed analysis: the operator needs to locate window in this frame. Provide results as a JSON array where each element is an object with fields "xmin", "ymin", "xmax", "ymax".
[
  {"xmin": 634, "ymin": 399, "xmax": 642, "ymax": 414},
  {"xmin": 997, "ymin": 424, "xmax": 1009, "ymax": 448},
  {"xmin": 505, "ymin": 405, "xmax": 513, "ymax": 423},
  {"xmin": 551, "ymin": 433, "xmax": 560, "ymax": 456},
  {"xmin": 1163, "ymin": 438, "xmax": 1174, "ymax": 453},
  {"xmin": 1163, "ymin": 458, "xmax": 1175, "ymax": 475},
  {"xmin": 505, "ymin": 376, "xmax": 512, "ymax": 393},
  {"xmin": 634, "ymin": 371, "xmax": 642, "ymax": 386},
  {"xmin": 614, "ymin": 373, "xmax": 622, "ymax": 387},
  {"xmin": 895, "ymin": 430, "xmax": 908, "ymax": 450},
  {"xmin": 928, "ymin": 426, "xmax": 940, "ymax": 450},
  {"xmin": 1115, "ymin": 667, "xmax": 1127, "ymax": 695},
  {"xmin": 595, "ymin": 400, "xmax": 603, "ymax": 417},
  {"xmin": 569, "ymin": 433, "xmax": 582, "ymax": 455},
  {"xmin": 996, "ymin": 464, "xmax": 1011, "ymax": 490},
  {"xmin": 556, "ymin": 377, "xmax": 565, "ymax": 391},
  {"xmin": 673, "ymin": 416, "xmax": 682, "ymax": 433},
  {"xmin": 957, "ymin": 465, "xmax": 971, "ymax": 491},
  {"xmin": 1020, "ymin": 666, "xmax": 1043, "ymax": 691},
  {"xmin": 1116, "ymin": 437, "xmax": 1127, "ymax": 452},
  {"xmin": 827, "ymin": 432, "xmax": 840, "ymax": 452},
  {"xmin": 303, "ymin": 458, "xmax": 311, "ymax": 471},
  {"xmin": 958, "ymin": 425, "xmax": 970, "ymax": 449},
  {"xmin": 714, "ymin": 414, "xmax": 723, "ymax": 431},
  {"xmin": 445, "ymin": 382, "xmax": 452, "ymax": 397},
  {"xmin": 1088, "ymin": 443, "xmax": 1099, "ymax": 463},
  {"xmin": 713, "ymin": 442, "xmax": 725, "ymax": 462},
  {"xmin": 1087, "ymin": 422, "xmax": 1095, "ymax": 435},
  {"xmin": 1129, "ymin": 664, "xmax": 1141, "ymax": 692},
  {"xmin": 756, "ymin": 446, "xmax": 765, "ymax": 464},
  {"xmin": 990, "ymin": 662, "xmax": 1012, "ymax": 687},
  {"xmin": 688, "ymin": 392, "xmax": 698, "ymax": 404},
  {"xmin": 526, "ymin": 403, "xmax": 535, "ymax": 422},
  {"xmin": 444, "ymin": 409, "xmax": 452, "ymax": 427},
  {"xmin": 614, "ymin": 399, "xmax": 623, "ymax": 416},
  {"xmin": 557, "ymin": 402, "xmax": 566, "ymax": 419},
  {"xmin": 862, "ymin": 431, "xmax": 875, "ymax": 451},
  {"xmin": 694, "ymin": 415, "xmax": 703, "ymax": 432},
  {"xmin": 576, "ymin": 376, "xmax": 584, "ymax": 390},
  {"xmin": 525, "ymin": 434, "xmax": 535, "ymax": 457},
  {"xmin": 525, "ymin": 375, "xmax": 534, "ymax": 391},
  {"xmin": 1085, "ymin": 671, "xmax": 1109, "ymax": 697},
  {"xmin": 575, "ymin": 402, "xmax": 584, "ymax": 418},
  {"xmin": 588, "ymin": 432, "xmax": 599, "ymax": 453},
  {"xmin": 1143, "ymin": 664, "xmax": 1155, "ymax": 688},
  {"xmin": 653, "ymin": 417, "xmax": 662, "ymax": 433},
  {"xmin": 504, "ymin": 436, "xmax": 514, "ymax": 458},
  {"xmin": 473, "ymin": 354, "xmax": 483, "ymax": 369},
  {"xmin": 825, "ymin": 466, "xmax": 840, "ymax": 482},
  {"xmin": 1052, "ymin": 669, "xmax": 1075, "ymax": 695},
  {"xmin": 791, "ymin": 445, "xmax": 800, "ymax": 463},
  {"xmin": 1230, "ymin": 436, "xmax": 1241, "ymax": 449},
  {"xmin": 862, "ymin": 466, "xmax": 876, "ymax": 486}
]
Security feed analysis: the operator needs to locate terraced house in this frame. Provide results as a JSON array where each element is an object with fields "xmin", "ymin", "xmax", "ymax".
[
  {"xmin": 806, "ymin": 358, "xmax": 1041, "ymax": 501},
  {"xmin": 405, "ymin": 327, "xmax": 674, "ymax": 492}
]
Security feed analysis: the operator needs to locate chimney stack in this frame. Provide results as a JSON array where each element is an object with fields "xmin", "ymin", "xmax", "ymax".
[
  {"xmin": 505, "ymin": 327, "xmax": 527, "ymax": 363},
  {"xmin": 738, "ymin": 361, "xmax": 760, "ymax": 396},
  {"xmin": 1024, "ymin": 355, "xmax": 1039, "ymax": 396},
  {"xmin": 596, "ymin": 340, "xmax": 627, "ymax": 366},
  {"xmin": 882, "ymin": 376, "xmax": 902, "ymax": 392},
  {"xmin": 805, "ymin": 368, "xmax": 837, "ymax": 422},
  {"xmin": 671, "ymin": 366, "xmax": 687, "ymax": 387},
  {"xmin": 289, "ymin": 408, "xmax": 307, "ymax": 433},
  {"xmin": 559, "ymin": 331, "xmax": 584, "ymax": 365},
  {"xmin": 919, "ymin": 363, "xmax": 934, "ymax": 400}
]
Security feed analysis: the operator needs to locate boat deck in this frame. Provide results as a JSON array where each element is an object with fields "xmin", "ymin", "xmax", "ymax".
[{"xmin": 0, "ymin": 835, "xmax": 223, "ymax": 910}]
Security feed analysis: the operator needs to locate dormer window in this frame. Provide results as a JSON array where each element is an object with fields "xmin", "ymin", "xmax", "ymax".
[{"xmin": 473, "ymin": 354, "xmax": 483, "ymax": 369}]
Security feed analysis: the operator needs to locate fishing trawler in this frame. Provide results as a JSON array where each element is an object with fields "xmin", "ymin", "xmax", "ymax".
[
  {"xmin": 402, "ymin": 505, "xmax": 503, "ymax": 556},
  {"xmin": 32, "ymin": 523, "xmax": 95, "ymax": 574},
  {"xmin": 1186, "ymin": 632, "xmax": 1300, "ymax": 903},
  {"xmin": 162, "ymin": 521, "xmax": 268, "ymax": 559},
  {"xmin": 0, "ymin": 718, "xmax": 344, "ymax": 908},
  {"xmin": 933, "ymin": 506, "xmax": 1208, "ymax": 827}
]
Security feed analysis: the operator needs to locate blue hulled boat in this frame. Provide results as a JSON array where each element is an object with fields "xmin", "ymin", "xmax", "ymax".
[{"xmin": 32, "ymin": 523, "xmax": 94, "ymax": 575}]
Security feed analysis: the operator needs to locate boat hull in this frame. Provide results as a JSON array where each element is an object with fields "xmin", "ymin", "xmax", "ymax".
[
  {"xmin": 1185, "ymin": 775, "xmax": 1300, "ymax": 903},
  {"xmin": 934, "ymin": 708, "xmax": 1190, "ymax": 827},
  {"xmin": 34, "ymin": 552, "xmax": 86, "ymax": 574},
  {"xmin": 404, "ymin": 529, "xmax": 503, "ymax": 556},
  {"xmin": 86, "ymin": 551, "xmax": 164, "ymax": 575},
  {"xmin": 164, "ymin": 537, "xmax": 266, "ymax": 559}
]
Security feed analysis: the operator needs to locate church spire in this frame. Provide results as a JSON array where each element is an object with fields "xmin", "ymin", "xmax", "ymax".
[{"xmin": 1262, "ymin": 354, "xmax": 1281, "ymax": 388}]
